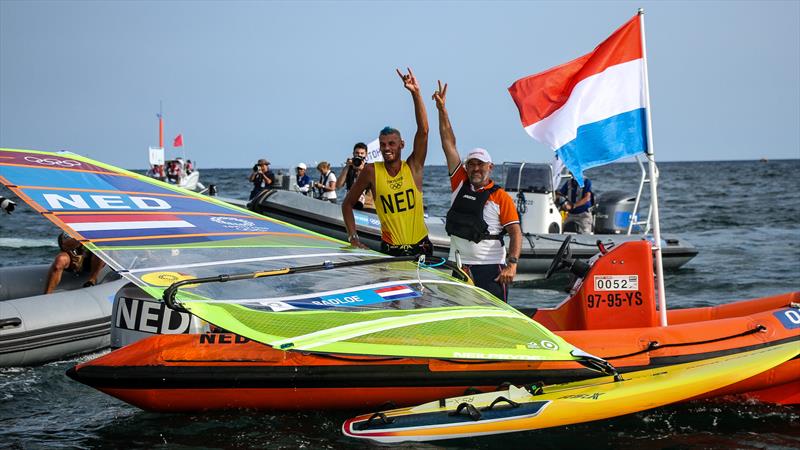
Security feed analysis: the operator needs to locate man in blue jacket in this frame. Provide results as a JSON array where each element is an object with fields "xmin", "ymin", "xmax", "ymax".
[{"xmin": 558, "ymin": 175, "xmax": 593, "ymax": 234}]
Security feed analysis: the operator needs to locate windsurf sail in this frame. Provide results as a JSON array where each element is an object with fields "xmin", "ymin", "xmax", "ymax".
[{"xmin": 0, "ymin": 148, "xmax": 587, "ymax": 362}]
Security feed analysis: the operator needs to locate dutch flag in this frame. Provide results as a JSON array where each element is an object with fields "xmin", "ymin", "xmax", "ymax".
[
  {"xmin": 509, "ymin": 14, "xmax": 647, "ymax": 185},
  {"xmin": 59, "ymin": 213, "xmax": 195, "ymax": 232}
]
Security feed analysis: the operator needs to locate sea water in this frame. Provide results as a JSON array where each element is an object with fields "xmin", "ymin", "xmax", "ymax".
[{"xmin": 1, "ymin": 160, "xmax": 798, "ymax": 449}]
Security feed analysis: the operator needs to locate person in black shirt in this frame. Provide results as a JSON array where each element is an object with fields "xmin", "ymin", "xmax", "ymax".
[
  {"xmin": 337, "ymin": 142, "xmax": 374, "ymax": 210},
  {"xmin": 249, "ymin": 158, "xmax": 275, "ymax": 200}
]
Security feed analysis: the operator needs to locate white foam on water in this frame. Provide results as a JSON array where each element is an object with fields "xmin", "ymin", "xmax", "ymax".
[{"xmin": 0, "ymin": 238, "xmax": 56, "ymax": 248}]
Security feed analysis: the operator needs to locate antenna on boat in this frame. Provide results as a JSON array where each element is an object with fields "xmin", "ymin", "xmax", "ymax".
[{"xmin": 639, "ymin": 8, "xmax": 668, "ymax": 326}]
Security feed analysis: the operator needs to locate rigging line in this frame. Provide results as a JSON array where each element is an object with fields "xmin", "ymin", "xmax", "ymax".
[
  {"xmin": 127, "ymin": 252, "xmax": 380, "ymax": 273},
  {"xmin": 523, "ymin": 232, "xmax": 613, "ymax": 247}
]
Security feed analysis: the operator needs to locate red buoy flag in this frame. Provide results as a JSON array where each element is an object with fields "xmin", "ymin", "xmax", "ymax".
[{"xmin": 173, "ymin": 134, "xmax": 183, "ymax": 147}]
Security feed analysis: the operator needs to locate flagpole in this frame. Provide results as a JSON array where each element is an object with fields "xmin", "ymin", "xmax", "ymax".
[
  {"xmin": 158, "ymin": 101, "xmax": 164, "ymax": 149},
  {"xmin": 638, "ymin": 8, "xmax": 668, "ymax": 327}
]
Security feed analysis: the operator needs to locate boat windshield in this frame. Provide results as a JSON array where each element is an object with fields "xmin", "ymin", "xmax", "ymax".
[{"xmin": 504, "ymin": 163, "xmax": 553, "ymax": 193}]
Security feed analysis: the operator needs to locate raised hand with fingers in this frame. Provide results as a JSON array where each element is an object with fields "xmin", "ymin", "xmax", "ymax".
[
  {"xmin": 396, "ymin": 67, "xmax": 420, "ymax": 94},
  {"xmin": 432, "ymin": 80, "xmax": 448, "ymax": 111}
]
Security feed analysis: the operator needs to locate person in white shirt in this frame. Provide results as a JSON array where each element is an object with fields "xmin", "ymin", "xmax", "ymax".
[{"xmin": 314, "ymin": 161, "xmax": 337, "ymax": 203}]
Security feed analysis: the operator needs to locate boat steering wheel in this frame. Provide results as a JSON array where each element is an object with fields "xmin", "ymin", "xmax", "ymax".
[{"xmin": 545, "ymin": 235, "xmax": 573, "ymax": 279}]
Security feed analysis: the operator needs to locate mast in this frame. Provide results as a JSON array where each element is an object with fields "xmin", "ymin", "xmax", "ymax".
[
  {"xmin": 158, "ymin": 101, "xmax": 164, "ymax": 149},
  {"xmin": 638, "ymin": 9, "xmax": 668, "ymax": 326}
]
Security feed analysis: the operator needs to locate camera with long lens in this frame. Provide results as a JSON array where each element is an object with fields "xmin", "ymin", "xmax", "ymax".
[
  {"xmin": 351, "ymin": 156, "xmax": 364, "ymax": 167},
  {"xmin": 0, "ymin": 196, "xmax": 16, "ymax": 214}
]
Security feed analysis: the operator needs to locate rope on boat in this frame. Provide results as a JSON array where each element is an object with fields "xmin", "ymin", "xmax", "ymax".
[
  {"xmin": 603, "ymin": 324, "xmax": 768, "ymax": 360},
  {"xmin": 523, "ymin": 232, "xmax": 613, "ymax": 247}
]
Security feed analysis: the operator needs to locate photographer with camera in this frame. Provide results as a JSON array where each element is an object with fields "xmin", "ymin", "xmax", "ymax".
[
  {"xmin": 336, "ymin": 142, "xmax": 374, "ymax": 211},
  {"xmin": 248, "ymin": 158, "xmax": 275, "ymax": 200}
]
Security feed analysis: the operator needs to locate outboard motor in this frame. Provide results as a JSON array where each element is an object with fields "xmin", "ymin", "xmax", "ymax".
[
  {"xmin": 110, "ymin": 283, "xmax": 209, "ymax": 349},
  {"xmin": 273, "ymin": 173, "xmax": 291, "ymax": 190},
  {"xmin": 594, "ymin": 190, "xmax": 640, "ymax": 234},
  {"xmin": 503, "ymin": 163, "xmax": 563, "ymax": 234}
]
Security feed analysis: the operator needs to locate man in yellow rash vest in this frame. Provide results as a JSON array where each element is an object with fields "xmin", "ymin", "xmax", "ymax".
[{"xmin": 342, "ymin": 68, "xmax": 432, "ymax": 257}]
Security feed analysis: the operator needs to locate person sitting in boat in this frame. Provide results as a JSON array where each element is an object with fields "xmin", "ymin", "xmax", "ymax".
[
  {"xmin": 248, "ymin": 158, "xmax": 275, "ymax": 200},
  {"xmin": 342, "ymin": 68, "xmax": 432, "ymax": 257},
  {"xmin": 149, "ymin": 164, "xmax": 166, "ymax": 182},
  {"xmin": 185, "ymin": 159, "xmax": 194, "ymax": 174},
  {"xmin": 166, "ymin": 161, "xmax": 182, "ymax": 184},
  {"xmin": 44, "ymin": 232, "xmax": 106, "ymax": 294},
  {"xmin": 336, "ymin": 142, "xmax": 375, "ymax": 211},
  {"xmin": 557, "ymin": 174, "xmax": 594, "ymax": 234},
  {"xmin": 313, "ymin": 161, "xmax": 337, "ymax": 203},
  {"xmin": 292, "ymin": 162, "xmax": 312, "ymax": 195},
  {"xmin": 433, "ymin": 81, "xmax": 521, "ymax": 301}
]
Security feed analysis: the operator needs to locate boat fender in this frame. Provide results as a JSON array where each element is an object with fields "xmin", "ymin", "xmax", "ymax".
[{"xmin": 449, "ymin": 402, "xmax": 482, "ymax": 421}]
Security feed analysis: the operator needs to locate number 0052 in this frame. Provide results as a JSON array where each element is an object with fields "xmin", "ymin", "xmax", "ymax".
[{"xmin": 594, "ymin": 275, "xmax": 639, "ymax": 291}]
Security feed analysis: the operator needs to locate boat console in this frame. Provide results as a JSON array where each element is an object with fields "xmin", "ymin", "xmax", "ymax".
[{"xmin": 533, "ymin": 240, "xmax": 659, "ymax": 331}]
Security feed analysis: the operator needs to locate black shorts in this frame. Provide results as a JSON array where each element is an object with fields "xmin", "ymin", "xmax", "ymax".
[
  {"xmin": 460, "ymin": 263, "xmax": 508, "ymax": 302},
  {"xmin": 380, "ymin": 236, "xmax": 433, "ymax": 257}
]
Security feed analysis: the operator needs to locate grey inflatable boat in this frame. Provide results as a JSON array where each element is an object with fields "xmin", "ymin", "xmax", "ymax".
[
  {"xmin": 0, "ymin": 264, "xmax": 127, "ymax": 366},
  {"xmin": 248, "ymin": 188, "xmax": 698, "ymax": 281}
]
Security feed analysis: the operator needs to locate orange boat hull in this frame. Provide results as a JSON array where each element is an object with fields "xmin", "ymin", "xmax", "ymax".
[
  {"xmin": 68, "ymin": 293, "xmax": 799, "ymax": 411},
  {"xmin": 68, "ymin": 242, "xmax": 800, "ymax": 411}
]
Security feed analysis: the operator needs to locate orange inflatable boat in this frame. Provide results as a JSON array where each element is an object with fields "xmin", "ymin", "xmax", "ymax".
[{"xmin": 67, "ymin": 241, "xmax": 800, "ymax": 411}]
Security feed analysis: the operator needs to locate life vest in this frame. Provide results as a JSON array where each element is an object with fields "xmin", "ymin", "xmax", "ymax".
[
  {"xmin": 566, "ymin": 179, "xmax": 594, "ymax": 214},
  {"xmin": 445, "ymin": 183, "xmax": 504, "ymax": 243}
]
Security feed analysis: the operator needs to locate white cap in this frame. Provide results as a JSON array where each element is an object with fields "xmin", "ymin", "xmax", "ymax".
[
  {"xmin": 465, "ymin": 148, "xmax": 492, "ymax": 164},
  {"xmin": 296, "ymin": 162, "xmax": 307, "ymax": 170}
]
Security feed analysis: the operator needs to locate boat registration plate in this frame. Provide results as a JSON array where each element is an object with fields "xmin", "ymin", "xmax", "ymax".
[{"xmin": 594, "ymin": 275, "xmax": 639, "ymax": 291}]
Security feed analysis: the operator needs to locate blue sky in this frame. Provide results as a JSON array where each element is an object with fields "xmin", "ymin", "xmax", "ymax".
[{"xmin": 1, "ymin": 1, "xmax": 798, "ymax": 169}]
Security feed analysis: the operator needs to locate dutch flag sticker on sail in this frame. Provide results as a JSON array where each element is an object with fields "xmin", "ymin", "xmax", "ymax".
[{"xmin": 374, "ymin": 285, "xmax": 420, "ymax": 301}]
